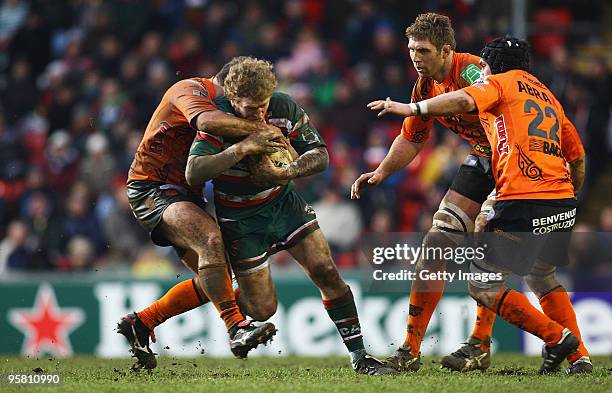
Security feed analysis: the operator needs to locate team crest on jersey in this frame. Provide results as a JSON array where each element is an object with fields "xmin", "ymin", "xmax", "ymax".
[
  {"xmin": 494, "ymin": 115, "xmax": 509, "ymax": 156},
  {"xmin": 460, "ymin": 64, "xmax": 482, "ymax": 85}
]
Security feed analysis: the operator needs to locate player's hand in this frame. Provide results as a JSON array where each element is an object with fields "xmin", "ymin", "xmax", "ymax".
[
  {"xmin": 255, "ymin": 121, "xmax": 285, "ymax": 139},
  {"xmin": 350, "ymin": 170, "xmax": 387, "ymax": 199},
  {"xmin": 250, "ymin": 155, "xmax": 292, "ymax": 187},
  {"xmin": 238, "ymin": 128, "xmax": 286, "ymax": 156},
  {"xmin": 367, "ymin": 97, "xmax": 414, "ymax": 117}
]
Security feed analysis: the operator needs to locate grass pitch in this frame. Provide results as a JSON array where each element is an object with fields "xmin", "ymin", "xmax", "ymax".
[{"xmin": 1, "ymin": 355, "xmax": 610, "ymax": 393}]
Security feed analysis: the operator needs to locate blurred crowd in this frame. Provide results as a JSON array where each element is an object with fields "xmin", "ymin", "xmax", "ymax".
[{"xmin": 0, "ymin": 0, "xmax": 610, "ymax": 275}]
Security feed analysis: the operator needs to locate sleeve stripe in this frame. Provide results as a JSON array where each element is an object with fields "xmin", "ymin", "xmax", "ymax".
[{"xmin": 196, "ymin": 132, "xmax": 223, "ymax": 149}]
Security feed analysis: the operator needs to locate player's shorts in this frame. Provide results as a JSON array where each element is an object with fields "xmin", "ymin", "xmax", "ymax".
[
  {"xmin": 449, "ymin": 154, "xmax": 495, "ymax": 204},
  {"xmin": 470, "ymin": 198, "xmax": 577, "ymax": 285},
  {"xmin": 218, "ymin": 189, "xmax": 319, "ymax": 276},
  {"xmin": 127, "ymin": 180, "xmax": 207, "ymax": 247}
]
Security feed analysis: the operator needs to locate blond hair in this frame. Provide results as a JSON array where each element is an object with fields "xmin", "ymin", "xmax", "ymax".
[
  {"xmin": 223, "ymin": 57, "xmax": 277, "ymax": 101},
  {"xmin": 405, "ymin": 13, "xmax": 456, "ymax": 51}
]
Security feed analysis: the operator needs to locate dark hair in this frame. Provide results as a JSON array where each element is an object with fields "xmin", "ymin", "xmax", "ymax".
[
  {"xmin": 480, "ymin": 36, "xmax": 530, "ymax": 74},
  {"xmin": 215, "ymin": 56, "xmax": 249, "ymax": 86},
  {"xmin": 405, "ymin": 13, "xmax": 456, "ymax": 51}
]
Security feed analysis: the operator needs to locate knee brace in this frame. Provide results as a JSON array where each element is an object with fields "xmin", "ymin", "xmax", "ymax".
[
  {"xmin": 431, "ymin": 201, "xmax": 475, "ymax": 247},
  {"xmin": 432, "ymin": 200, "xmax": 475, "ymax": 233}
]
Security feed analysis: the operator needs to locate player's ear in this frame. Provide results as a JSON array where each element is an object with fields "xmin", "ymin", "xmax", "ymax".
[{"xmin": 442, "ymin": 44, "xmax": 452, "ymax": 58}]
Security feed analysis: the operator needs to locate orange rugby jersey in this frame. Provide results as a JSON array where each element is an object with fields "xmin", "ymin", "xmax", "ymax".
[
  {"xmin": 128, "ymin": 78, "xmax": 218, "ymax": 192},
  {"xmin": 463, "ymin": 70, "xmax": 585, "ymax": 201},
  {"xmin": 401, "ymin": 52, "xmax": 491, "ymax": 156}
]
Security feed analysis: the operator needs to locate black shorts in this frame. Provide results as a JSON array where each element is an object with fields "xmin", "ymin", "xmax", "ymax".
[
  {"xmin": 481, "ymin": 198, "xmax": 577, "ymax": 275},
  {"xmin": 449, "ymin": 154, "xmax": 495, "ymax": 204},
  {"xmin": 127, "ymin": 180, "xmax": 207, "ymax": 247}
]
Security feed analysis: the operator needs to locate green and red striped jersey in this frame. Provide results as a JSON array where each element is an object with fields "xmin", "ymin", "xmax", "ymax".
[{"xmin": 189, "ymin": 92, "xmax": 325, "ymax": 219}]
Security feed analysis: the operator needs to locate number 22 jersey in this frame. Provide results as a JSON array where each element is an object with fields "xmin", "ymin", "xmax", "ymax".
[{"xmin": 463, "ymin": 70, "xmax": 585, "ymax": 201}]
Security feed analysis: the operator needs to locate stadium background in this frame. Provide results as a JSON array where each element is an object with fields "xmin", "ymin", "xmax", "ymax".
[{"xmin": 0, "ymin": 0, "xmax": 610, "ymax": 359}]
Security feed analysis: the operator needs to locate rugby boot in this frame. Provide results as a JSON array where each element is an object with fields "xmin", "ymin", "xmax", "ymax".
[
  {"xmin": 566, "ymin": 356, "xmax": 593, "ymax": 375},
  {"xmin": 116, "ymin": 313, "xmax": 157, "ymax": 370},
  {"xmin": 229, "ymin": 320, "xmax": 277, "ymax": 359},
  {"xmin": 353, "ymin": 353, "xmax": 399, "ymax": 375},
  {"xmin": 382, "ymin": 346, "xmax": 422, "ymax": 372},
  {"xmin": 539, "ymin": 328, "xmax": 580, "ymax": 374},
  {"xmin": 440, "ymin": 336, "xmax": 491, "ymax": 372}
]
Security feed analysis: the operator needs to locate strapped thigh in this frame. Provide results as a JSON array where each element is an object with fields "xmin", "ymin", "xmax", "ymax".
[{"xmin": 432, "ymin": 200, "xmax": 475, "ymax": 235}]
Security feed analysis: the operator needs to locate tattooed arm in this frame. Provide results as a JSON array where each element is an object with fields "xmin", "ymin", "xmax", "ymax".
[
  {"xmin": 253, "ymin": 146, "xmax": 329, "ymax": 185},
  {"xmin": 285, "ymin": 146, "xmax": 329, "ymax": 179},
  {"xmin": 186, "ymin": 129, "xmax": 284, "ymax": 186}
]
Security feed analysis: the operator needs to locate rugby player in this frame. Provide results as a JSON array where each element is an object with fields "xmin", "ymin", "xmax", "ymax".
[
  {"xmin": 186, "ymin": 57, "xmax": 397, "ymax": 375},
  {"xmin": 352, "ymin": 13, "xmax": 498, "ymax": 372},
  {"xmin": 117, "ymin": 58, "xmax": 281, "ymax": 369},
  {"xmin": 371, "ymin": 36, "xmax": 591, "ymax": 374}
]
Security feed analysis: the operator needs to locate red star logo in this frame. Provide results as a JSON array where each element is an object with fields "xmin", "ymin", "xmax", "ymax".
[{"xmin": 8, "ymin": 284, "xmax": 84, "ymax": 357}]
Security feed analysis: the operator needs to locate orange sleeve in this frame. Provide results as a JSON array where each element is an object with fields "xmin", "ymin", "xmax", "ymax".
[
  {"xmin": 560, "ymin": 113, "xmax": 585, "ymax": 162},
  {"xmin": 454, "ymin": 53, "xmax": 482, "ymax": 86},
  {"xmin": 462, "ymin": 75, "xmax": 503, "ymax": 112},
  {"xmin": 401, "ymin": 77, "xmax": 434, "ymax": 143},
  {"xmin": 170, "ymin": 79, "xmax": 217, "ymax": 125},
  {"xmin": 400, "ymin": 116, "xmax": 432, "ymax": 143}
]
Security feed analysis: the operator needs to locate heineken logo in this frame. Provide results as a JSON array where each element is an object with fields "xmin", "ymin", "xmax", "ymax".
[
  {"xmin": 460, "ymin": 64, "xmax": 482, "ymax": 85},
  {"xmin": 1, "ymin": 280, "xmax": 609, "ymax": 357},
  {"xmin": 8, "ymin": 284, "xmax": 84, "ymax": 357}
]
